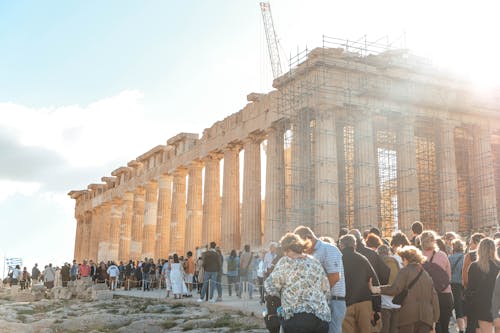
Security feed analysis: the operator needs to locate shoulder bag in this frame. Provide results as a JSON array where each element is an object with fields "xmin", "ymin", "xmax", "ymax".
[{"xmin": 392, "ymin": 267, "xmax": 423, "ymax": 305}]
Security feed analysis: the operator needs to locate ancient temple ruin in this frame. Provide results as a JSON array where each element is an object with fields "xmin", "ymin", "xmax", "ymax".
[{"xmin": 70, "ymin": 39, "xmax": 500, "ymax": 263}]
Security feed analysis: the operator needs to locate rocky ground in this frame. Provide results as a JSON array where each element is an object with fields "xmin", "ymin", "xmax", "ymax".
[{"xmin": 0, "ymin": 286, "xmax": 267, "ymax": 333}]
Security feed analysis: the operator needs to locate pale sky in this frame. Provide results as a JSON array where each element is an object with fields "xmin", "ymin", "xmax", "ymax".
[{"xmin": 1, "ymin": 0, "xmax": 499, "ymax": 275}]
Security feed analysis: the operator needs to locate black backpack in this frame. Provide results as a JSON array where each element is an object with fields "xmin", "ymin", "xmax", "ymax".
[{"xmin": 422, "ymin": 251, "xmax": 450, "ymax": 292}]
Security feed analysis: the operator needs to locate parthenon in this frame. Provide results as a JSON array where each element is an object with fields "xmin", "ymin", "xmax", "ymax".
[{"xmin": 69, "ymin": 40, "xmax": 500, "ymax": 263}]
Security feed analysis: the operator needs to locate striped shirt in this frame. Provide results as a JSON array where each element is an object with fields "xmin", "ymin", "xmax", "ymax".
[{"xmin": 313, "ymin": 239, "xmax": 346, "ymax": 297}]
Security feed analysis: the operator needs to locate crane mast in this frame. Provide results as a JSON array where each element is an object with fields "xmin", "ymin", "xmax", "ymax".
[{"xmin": 260, "ymin": 1, "xmax": 283, "ymax": 79}]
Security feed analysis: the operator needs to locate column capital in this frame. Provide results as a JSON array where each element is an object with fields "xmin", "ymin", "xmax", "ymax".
[
  {"xmin": 188, "ymin": 160, "xmax": 204, "ymax": 170},
  {"xmin": 173, "ymin": 167, "xmax": 188, "ymax": 177},
  {"xmin": 225, "ymin": 141, "xmax": 242, "ymax": 152},
  {"xmin": 267, "ymin": 118, "xmax": 289, "ymax": 133},
  {"xmin": 203, "ymin": 152, "xmax": 223, "ymax": 162}
]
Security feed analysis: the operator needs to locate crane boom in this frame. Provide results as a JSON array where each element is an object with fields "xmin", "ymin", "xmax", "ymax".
[{"xmin": 260, "ymin": 1, "xmax": 283, "ymax": 79}]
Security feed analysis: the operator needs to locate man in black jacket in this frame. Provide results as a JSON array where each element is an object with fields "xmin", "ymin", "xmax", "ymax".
[
  {"xmin": 340, "ymin": 234, "xmax": 380, "ymax": 333},
  {"xmin": 197, "ymin": 241, "xmax": 221, "ymax": 303}
]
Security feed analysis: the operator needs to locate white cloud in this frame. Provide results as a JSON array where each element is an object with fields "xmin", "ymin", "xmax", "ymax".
[
  {"xmin": 0, "ymin": 90, "xmax": 164, "ymax": 169},
  {"xmin": 0, "ymin": 180, "xmax": 40, "ymax": 202}
]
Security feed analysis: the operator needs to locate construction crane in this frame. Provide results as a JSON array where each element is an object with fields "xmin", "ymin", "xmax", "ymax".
[{"xmin": 260, "ymin": 1, "xmax": 283, "ymax": 79}]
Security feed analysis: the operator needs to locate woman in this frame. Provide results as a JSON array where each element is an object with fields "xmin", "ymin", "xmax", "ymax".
[
  {"xmin": 170, "ymin": 253, "xmax": 185, "ymax": 299},
  {"xmin": 370, "ymin": 246, "xmax": 440, "ymax": 333},
  {"xmin": 226, "ymin": 249, "xmax": 240, "ymax": 296},
  {"xmin": 420, "ymin": 230, "xmax": 453, "ymax": 333},
  {"xmin": 265, "ymin": 233, "xmax": 331, "ymax": 333},
  {"xmin": 448, "ymin": 239, "xmax": 466, "ymax": 333},
  {"xmin": 492, "ymin": 272, "xmax": 500, "ymax": 333},
  {"xmin": 466, "ymin": 238, "xmax": 499, "ymax": 333}
]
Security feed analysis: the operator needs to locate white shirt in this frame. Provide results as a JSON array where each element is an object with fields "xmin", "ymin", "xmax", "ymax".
[
  {"xmin": 107, "ymin": 265, "xmax": 119, "ymax": 277},
  {"xmin": 12, "ymin": 268, "xmax": 21, "ymax": 279}
]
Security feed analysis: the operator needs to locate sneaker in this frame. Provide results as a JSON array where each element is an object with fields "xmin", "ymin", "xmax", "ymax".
[
  {"xmin": 197, "ymin": 298, "xmax": 204, "ymax": 302},
  {"xmin": 209, "ymin": 298, "xmax": 216, "ymax": 304}
]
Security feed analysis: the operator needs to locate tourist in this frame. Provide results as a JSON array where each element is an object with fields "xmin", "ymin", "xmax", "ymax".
[
  {"xmin": 161, "ymin": 258, "xmax": 172, "ymax": 297},
  {"xmin": 294, "ymin": 225, "xmax": 346, "ymax": 333},
  {"xmin": 492, "ymin": 272, "xmax": 500, "ymax": 333},
  {"xmin": 184, "ymin": 251, "xmax": 195, "ymax": 295},
  {"xmin": 60, "ymin": 262, "xmax": 70, "ymax": 287},
  {"xmin": 70, "ymin": 260, "xmax": 79, "ymax": 281},
  {"xmin": 215, "ymin": 246, "xmax": 224, "ymax": 301},
  {"xmin": 265, "ymin": 232, "xmax": 330, "ymax": 333},
  {"xmin": 238, "ymin": 244, "xmax": 254, "ymax": 299},
  {"xmin": 256, "ymin": 249, "xmax": 266, "ymax": 304},
  {"xmin": 443, "ymin": 232, "xmax": 459, "ymax": 255},
  {"xmin": 19, "ymin": 267, "xmax": 30, "ymax": 290},
  {"xmin": 141, "ymin": 257, "xmax": 151, "ymax": 291},
  {"xmin": 390, "ymin": 232, "xmax": 410, "ymax": 266},
  {"xmin": 370, "ymin": 246, "xmax": 440, "ymax": 333},
  {"xmin": 43, "ymin": 264, "xmax": 55, "ymax": 289},
  {"xmin": 263, "ymin": 242, "xmax": 278, "ymax": 275},
  {"xmin": 226, "ymin": 249, "xmax": 240, "ymax": 296},
  {"xmin": 197, "ymin": 241, "xmax": 221, "ymax": 303},
  {"xmin": 463, "ymin": 233, "xmax": 485, "ymax": 333},
  {"xmin": 376, "ymin": 244, "xmax": 401, "ymax": 333},
  {"xmin": 107, "ymin": 261, "xmax": 119, "ymax": 291},
  {"xmin": 79, "ymin": 259, "xmax": 91, "ymax": 278},
  {"xmin": 366, "ymin": 233, "xmax": 383, "ymax": 251},
  {"xmin": 95, "ymin": 261, "xmax": 108, "ymax": 284},
  {"xmin": 448, "ymin": 239, "xmax": 466, "ymax": 333},
  {"xmin": 465, "ymin": 238, "xmax": 499, "ymax": 333},
  {"xmin": 31, "ymin": 263, "xmax": 40, "ymax": 283},
  {"xmin": 349, "ymin": 229, "xmax": 390, "ymax": 285},
  {"xmin": 339, "ymin": 234, "xmax": 379, "ymax": 333},
  {"xmin": 170, "ymin": 253, "xmax": 185, "ymax": 299},
  {"xmin": 410, "ymin": 221, "xmax": 424, "ymax": 247},
  {"xmin": 89, "ymin": 259, "xmax": 97, "ymax": 282},
  {"xmin": 420, "ymin": 230, "xmax": 453, "ymax": 333},
  {"xmin": 195, "ymin": 255, "xmax": 203, "ymax": 293},
  {"xmin": 10, "ymin": 265, "xmax": 21, "ymax": 286}
]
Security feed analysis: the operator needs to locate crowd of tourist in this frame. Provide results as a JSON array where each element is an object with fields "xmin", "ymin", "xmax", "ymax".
[{"xmin": 4, "ymin": 221, "xmax": 500, "ymax": 333}]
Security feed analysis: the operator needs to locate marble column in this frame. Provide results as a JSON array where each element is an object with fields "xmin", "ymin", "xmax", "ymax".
[
  {"xmin": 354, "ymin": 113, "xmax": 378, "ymax": 230},
  {"xmin": 186, "ymin": 161, "xmax": 203, "ymax": 253},
  {"xmin": 155, "ymin": 174, "xmax": 173, "ymax": 260},
  {"xmin": 170, "ymin": 168, "xmax": 188, "ymax": 255},
  {"xmin": 397, "ymin": 119, "xmax": 420, "ymax": 235},
  {"xmin": 130, "ymin": 187, "xmax": 145, "ymax": 261},
  {"xmin": 222, "ymin": 144, "xmax": 241, "ymax": 252},
  {"xmin": 242, "ymin": 137, "xmax": 262, "ymax": 249},
  {"xmin": 118, "ymin": 192, "xmax": 134, "ymax": 262},
  {"xmin": 202, "ymin": 153, "xmax": 222, "ymax": 246},
  {"xmin": 97, "ymin": 203, "xmax": 111, "ymax": 263},
  {"xmin": 81, "ymin": 211, "xmax": 92, "ymax": 260},
  {"xmin": 89, "ymin": 207, "xmax": 101, "ymax": 261},
  {"xmin": 290, "ymin": 109, "xmax": 312, "ymax": 230},
  {"xmin": 265, "ymin": 120, "xmax": 286, "ymax": 243},
  {"xmin": 108, "ymin": 199, "xmax": 122, "ymax": 262},
  {"xmin": 142, "ymin": 181, "xmax": 158, "ymax": 259},
  {"xmin": 438, "ymin": 122, "xmax": 460, "ymax": 233},
  {"xmin": 471, "ymin": 125, "xmax": 498, "ymax": 229},
  {"xmin": 73, "ymin": 215, "xmax": 84, "ymax": 262},
  {"xmin": 313, "ymin": 109, "xmax": 340, "ymax": 237}
]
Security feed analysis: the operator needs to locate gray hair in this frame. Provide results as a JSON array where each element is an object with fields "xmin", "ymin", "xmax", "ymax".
[{"xmin": 339, "ymin": 234, "xmax": 356, "ymax": 249}]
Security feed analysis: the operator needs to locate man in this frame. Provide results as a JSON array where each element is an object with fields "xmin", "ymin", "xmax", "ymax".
[
  {"xmin": 339, "ymin": 234, "xmax": 380, "ymax": 333},
  {"xmin": 463, "ymin": 232, "xmax": 485, "ymax": 333},
  {"xmin": 60, "ymin": 263, "xmax": 70, "ymax": 287},
  {"xmin": 142, "ymin": 257, "xmax": 151, "ymax": 291},
  {"xmin": 43, "ymin": 263, "xmax": 56, "ymax": 289},
  {"xmin": 107, "ymin": 261, "xmax": 120, "ymax": 291},
  {"xmin": 294, "ymin": 226, "xmax": 346, "ymax": 333},
  {"xmin": 263, "ymin": 242, "xmax": 277, "ymax": 275},
  {"xmin": 31, "ymin": 263, "xmax": 40, "ymax": 283},
  {"xmin": 197, "ymin": 241, "xmax": 221, "ymax": 303},
  {"xmin": 79, "ymin": 259, "xmax": 91, "ymax": 278},
  {"xmin": 410, "ymin": 221, "xmax": 423, "ymax": 246},
  {"xmin": 238, "ymin": 244, "xmax": 253, "ymax": 299},
  {"xmin": 349, "ymin": 229, "xmax": 390, "ymax": 285},
  {"xmin": 70, "ymin": 260, "xmax": 79, "ymax": 281}
]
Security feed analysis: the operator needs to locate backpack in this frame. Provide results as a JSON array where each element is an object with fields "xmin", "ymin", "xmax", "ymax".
[
  {"xmin": 227, "ymin": 257, "xmax": 237, "ymax": 272},
  {"xmin": 422, "ymin": 251, "xmax": 450, "ymax": 292}
]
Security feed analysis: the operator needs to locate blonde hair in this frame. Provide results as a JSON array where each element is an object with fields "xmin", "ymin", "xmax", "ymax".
[
  {"xmin": 280, "ymin": 233, "xmax": 306, "ymax": 254},
  {"xmin": 398, "ymin": 246, "xmax": 426, "ymax": 264},
  {"xmin": 420, "ymin": 230, "xmax": 438, "ymax": 251},
  {"xmin": 477, "ymin": 238, "xmax": 498, "ymax": 273}
]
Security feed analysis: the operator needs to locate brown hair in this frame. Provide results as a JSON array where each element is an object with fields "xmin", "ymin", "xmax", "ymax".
[
  {"xmin": 366, "ymin": 233, "xmax": 383, "ymax": 249},
  {"xmin": 398, "ymin": 246, "xmax": 426, "ymax": 264},
  {"xmin": 477, "ymin": 238, "xmax": 498, "ymax": 273},
  {"xmin": 280, "ymin": 233, "xmax": 306, "ymax": 254},
  {"xmin": 451, "ymin": 239, "xmax": 465, "ymax": 254}
]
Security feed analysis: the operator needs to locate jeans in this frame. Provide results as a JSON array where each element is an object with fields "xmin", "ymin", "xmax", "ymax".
[
  {"xmin": 238, "ymin": 273, "xmax": 253, "ymax": 297},
  {"xmin": 216, "ymin": 272, "xmax": 222, "ymax": 298},
  {"xmin": 227, "ymin": 275, "xmax": 239, "ymax": 296},
  {"xmin": 200, "ymin": 271, "xmax": 218, "ymax": 300},
  {"xmin": 282, "ymin": 312, "xmax": 329, "ymax": 333},
  {"xmin": 142, "ymin": 272, "xmax": 150, "ymax": 290},
  {"xmin": 328, "ymin": 299, "xmax": 346, "ymax": 333}
]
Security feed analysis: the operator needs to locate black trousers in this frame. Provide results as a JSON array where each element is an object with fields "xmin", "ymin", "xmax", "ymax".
[
  {"xmin": 282, "ymin": 312, "xmax": 328, "ymax": 333},
  {"xmin": 435, "ymin": 292, "xmax": 454, "ymax": 333}
]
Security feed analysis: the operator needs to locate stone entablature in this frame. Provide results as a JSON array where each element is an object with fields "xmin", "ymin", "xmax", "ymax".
[{"xmin": 70, "ymin": 47, "xmax": 500, "ymax": 263}]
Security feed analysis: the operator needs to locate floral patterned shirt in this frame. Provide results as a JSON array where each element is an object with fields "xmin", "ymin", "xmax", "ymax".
[{"xmin": 264, "ymin": 254, "xmax": 331, "ymax": 322}]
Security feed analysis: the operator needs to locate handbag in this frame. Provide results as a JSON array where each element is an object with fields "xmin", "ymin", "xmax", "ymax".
[{"xmin": 392, "ymin": 267, "xmax": 423, "ymax": 305}]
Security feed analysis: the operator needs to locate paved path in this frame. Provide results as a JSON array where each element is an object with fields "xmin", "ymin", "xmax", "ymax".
[{"xmin": 113, "ymin": 287, "xmax": 265, "ymax": 318}]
